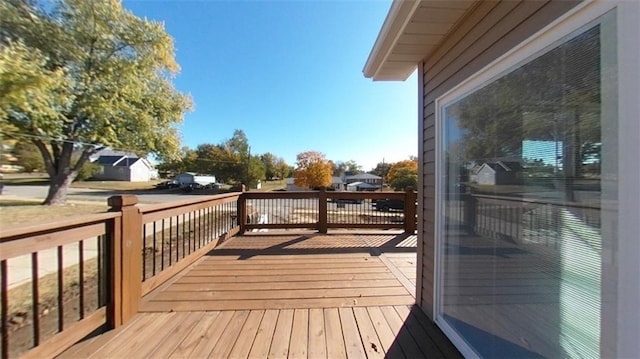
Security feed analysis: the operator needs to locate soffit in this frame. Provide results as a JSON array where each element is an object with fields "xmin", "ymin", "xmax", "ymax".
[{"xmin": 364, "ymin": 0, "xmax": 476, "ymax": 81}]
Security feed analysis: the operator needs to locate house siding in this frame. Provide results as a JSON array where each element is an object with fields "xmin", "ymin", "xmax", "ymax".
[
  {"xmin": 129, "ymin": 160, "xmax": 152, "ymax": 182},
  {"xmin": 418, "ymin": 0, "xmax": 583, "ymax": 317}
]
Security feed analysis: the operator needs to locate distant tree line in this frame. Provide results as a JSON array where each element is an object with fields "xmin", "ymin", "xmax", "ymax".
[
  {"xmin": 156, "ymin": 130, "xmax": 293, "ymax": 188},
  {"xmin": 156, "ymin": 130, "xmax": 419, "ymax": 191}
]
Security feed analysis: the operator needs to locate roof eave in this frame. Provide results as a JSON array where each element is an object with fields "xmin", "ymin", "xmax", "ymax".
[{"xmin": 363, "ymin": 0, "xmax": 421, "ymax": 81}]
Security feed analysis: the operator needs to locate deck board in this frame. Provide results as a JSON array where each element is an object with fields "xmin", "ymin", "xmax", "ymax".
[
  {"xmin": 208, "ymin": 310, "xmax": 250, "ymax": 358},
  {"xmin": 60, "ymin": 232, "xmax": 461, "ymax": 358},
  {"xmin": 307, "ymin": 308, "xmax": 327, "ymax": 359},
  {"xmin": 247, "ymin": 310, "xmax": 279, "ymax": 359},
  {"xmin": 268, "ymin": 309, "xmax": 294, "ymax": 358},
  {"xmin": 324, "ymin": 308, "xmax": 347, "ymax": 359},
  {"xmin": 288, "ymin": 309, "xmax": 309, "ymax": 358},
  {"xmin": 228, "ymin": 310, "xmax": 264, "ymax": 358},
  {"xmin": 339, "ymin": 307, "xmax": 368, "ymax": 359}
]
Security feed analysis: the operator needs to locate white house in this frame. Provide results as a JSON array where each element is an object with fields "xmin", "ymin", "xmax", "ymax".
[
  {"xmin": 475, "ymin": 161, "xmax": 522, "ymax": 185},
  {"xmin": 365, "ymin": 1, "xmax": 639, "ymax": 357},
  {"xmin": 93, "ymin": 155, "xmax": 156, "ymax": 182},
  {"xmin": 344, "ymin": 173, "xmax": 383, "ymax": 190}
]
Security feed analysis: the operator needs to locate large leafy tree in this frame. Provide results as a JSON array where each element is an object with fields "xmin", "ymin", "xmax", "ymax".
[
  {"xmin": 294, "ymin": 151, "xmax": 332, "ymax": 189},
  {"xmin": 0, "ymin": 0, "xmax": 192, "ymax": 204}
]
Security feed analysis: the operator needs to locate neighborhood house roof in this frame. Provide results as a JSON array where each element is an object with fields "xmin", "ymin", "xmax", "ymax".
[
  {"xmin": 96, "ymin": 155, "xmax": 125, "ymax": 165},
  {"xmin": 347, "ymin": 182, "xmax": 379, "ymax": 189},
  {"xmin": 480, "ymin": 161, "xmax": 523, "ymax": 172},
  {"xmin": 345, "ymin": 173, "xmax": 382, "ymax": 180},
  {"xmin": 115, "ymin": 157, "xmax": 142, "ymax": 167}
]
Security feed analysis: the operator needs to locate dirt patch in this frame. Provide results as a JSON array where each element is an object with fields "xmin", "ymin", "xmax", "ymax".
[{"xmin": 4, "ymin": 258, "xmax": 102, "ymax": 359}]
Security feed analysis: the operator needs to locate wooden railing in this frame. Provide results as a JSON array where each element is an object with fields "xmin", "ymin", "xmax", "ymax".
[
  {"xmin": 0, "ymin": 212, "xmax": 119, "ymax": 359},
  {"xmin": 0, "ymin": 193, "xmax": 241, "ymax": 359},
  {"xmin": 240, "ymin": 187, "xmax": 417, "ymax": 233},
  {"xmin": 0, "ymin": 188, "xmax": 416, "ymax": 358},
  {"xmin": 446, "ymin": 192, "xmax": 601, "ymax": 249}
]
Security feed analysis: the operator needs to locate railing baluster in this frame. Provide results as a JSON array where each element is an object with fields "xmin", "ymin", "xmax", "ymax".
[
  {"xmin": 152, "ymin": 221, "xmax": 157, "ymax": 276},
  {"xmin": 169, "ymin": 217, "xmax": 173, "ymax": 266},
  {"xmin": 31, "ymin": 252, "xmax": 40, "ymax": 347},
  {"xmin": 161, "ymin": 219, "xmax": 165, "ymax": 271},
  {"xmin": 57, "ymin": 246, "xmax": 64, "ymax": 332},
  {"xmin": 1, "ymin": 260, "xmax": 8, "ymax": 359},
  {"xmin": 142, "ymin": 223, "xmax": 147, "ymax": 281},
  {"xmin": 182, "ymin": 213, "xmax": 186, "ymax": 259},
  {"xmin": 198, "ymin": 209, "xmax": 202, "ymax": 248},
  {"xmin": 97, "ymin": 234, "xmax": 103, "ymax": 307},
  {"xmin": 78, "ymin": 240, "xmax": 84, "ymax": 320},
  {"xmin": 215, "ymin": 205, "xmax": 219, "ymax": 238}
]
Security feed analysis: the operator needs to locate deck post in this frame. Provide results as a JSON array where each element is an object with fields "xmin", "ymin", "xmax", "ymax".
[
  {"xmin": 238, "ymin": 186, "xmax": 246, "ymax": 234},
  {"xmin": 107, "ymin": 195, "xmax": 142, "ymax": 327},
  {"xmin": 318, "ymin": 188, "xmax": 328, "ymax": 233},
  {"xmin": 404, "ymin": 186, "xmax": 417, "ymax": 233}
]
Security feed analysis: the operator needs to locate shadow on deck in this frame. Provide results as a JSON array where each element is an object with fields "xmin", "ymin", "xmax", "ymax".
[{"xmin": 60, "ymin": 231, "xmax": 461, "ymax": 358}]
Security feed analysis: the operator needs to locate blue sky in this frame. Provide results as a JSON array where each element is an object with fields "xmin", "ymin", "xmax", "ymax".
[{"xmin": 123, "ymin": 1, "xmax": 417, "ymax": 171}]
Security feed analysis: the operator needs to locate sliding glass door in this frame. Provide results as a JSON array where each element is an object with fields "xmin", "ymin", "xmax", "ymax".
[{"xmin": 436, "ymin": 9, "xmax": 618, "ymax": 358}]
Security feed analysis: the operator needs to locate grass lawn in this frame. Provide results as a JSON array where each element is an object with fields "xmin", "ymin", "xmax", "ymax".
[
  {"xmin": 70, "ymin": 179, "xmax": 162, "ymax": 191},
  {"xmin": 255, "ymin": 179, "xmax": 286, "ymax": 192},
  {"xmin": 0, "ymin": 199, "xmax": 108, "ymax": 227},
  {"xmin": 1, "ymin": 172, "xmax": 163, "ymax": 191}
]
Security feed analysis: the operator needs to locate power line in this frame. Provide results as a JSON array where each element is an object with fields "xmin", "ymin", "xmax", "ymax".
[{"xmin": 0, "ymin": 130, "xmax": 134, "ymax": 152}]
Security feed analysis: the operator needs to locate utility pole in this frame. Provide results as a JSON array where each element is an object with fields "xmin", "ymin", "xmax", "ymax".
[
  {"xmin": 381, "ymin": 157, "xmax": 385, "ymax": 191},
  {"xmin": 246, "ymin": 146, "xmax": 251, "ymax": 188}
]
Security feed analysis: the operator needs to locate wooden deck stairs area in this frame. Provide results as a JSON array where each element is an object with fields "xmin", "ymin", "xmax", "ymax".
[{"xmin": 59, "ymin": 231, "xmax": 461, "ymax": 358}]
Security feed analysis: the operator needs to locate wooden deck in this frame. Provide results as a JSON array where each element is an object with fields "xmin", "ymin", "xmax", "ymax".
[{"xmin": 60, "ymin": 231, "xmax": 460, "ymax": 358}]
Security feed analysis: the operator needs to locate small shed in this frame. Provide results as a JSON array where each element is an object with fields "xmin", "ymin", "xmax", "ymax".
[{"xmin": 475, "ymin": 161, "xmax": 523, "ymax": 185}]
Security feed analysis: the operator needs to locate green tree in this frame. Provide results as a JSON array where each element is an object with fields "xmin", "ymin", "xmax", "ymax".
[
  {"xmin": 332, "ymin": 160, "xmax": 363, "ymax": 177},
  {"xmin": 275, "ymin": 159, "xmax": 292, "ymax": 180},
  {"xmin": 370, "ymin": 161, "xmax": 392, "ymax": 180},
  {"xmin": 260, "ymin": 152, "xmax": 278, "ymax": 180},
  {"xmin": 247, "ymin": 155, "xmax": 266, "ymax": 188},
  {"xmin": 12, "ymin": 141, "xmax": 44, "ymax": 172},
  {"xmin": 156, "ymin": 146, "xmax": 196, "ymax": 177},
  {"xmin": 0, "ymin": 0, "xmax": 192, "ymax": 204},
  {"xmin": 389, "ymin": 166, "xmax": 418, "ymax": 191},
  {"xmin": 294, "ymin": 151, "xmax": 332, "ymax": 189},
  {"xmin": 75, "ymin": 160, "xmax": 101, "ymax": 181}
]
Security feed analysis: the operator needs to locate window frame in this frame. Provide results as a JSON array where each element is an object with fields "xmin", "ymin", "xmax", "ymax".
[{"xmin": 433, "ymin": 1, "xmax": 639, "ymax": 357}]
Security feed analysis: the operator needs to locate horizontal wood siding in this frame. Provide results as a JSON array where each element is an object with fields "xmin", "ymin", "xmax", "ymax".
[{"xmin": 419, "ymin": 0, "xmax": 582, "ymax": 317}]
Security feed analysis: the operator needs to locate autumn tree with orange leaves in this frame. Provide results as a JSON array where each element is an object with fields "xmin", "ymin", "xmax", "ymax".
[
  {"xmin": 294, "ymin": 151, "xmax": 333, "ymax": 189},
  {"xmin": 386, "ymin": 159, "xmax": 418, "ymax": 184}
]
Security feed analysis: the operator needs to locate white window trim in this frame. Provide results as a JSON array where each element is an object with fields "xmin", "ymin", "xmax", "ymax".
[{"xmin": 433, "ymin": 1, "xmax": 640, "ymax": 357}]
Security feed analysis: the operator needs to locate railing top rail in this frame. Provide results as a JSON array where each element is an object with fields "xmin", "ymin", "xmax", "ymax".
[
  {"xmin": 242, "ymin": 191, "xmax": 320, "ymax": 199},
  {"xmin": 0, "ymin": 211, "xmax": 120, "ymax": 241},
  {"xmin": 242, "ymin": 191, "xmax": 409, "ymax": 199},
  {"xmin": 326, "ymin": 191, "xmax": 406, "ymax": 199},
  {"xmin": 138, "ymin": 192, "xmax": 242, "ymax": 214},
  {"xmin": 470, "ymin": 193, "xmax": 600, "ymax": 210}
]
